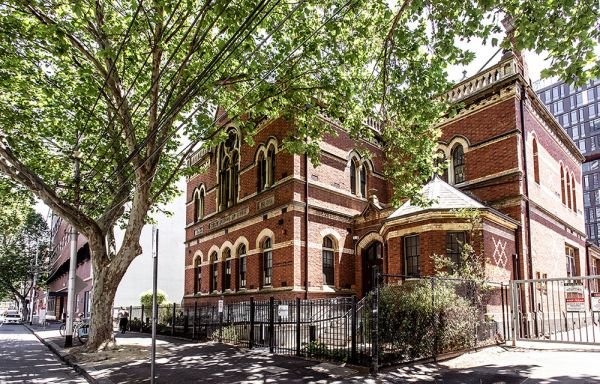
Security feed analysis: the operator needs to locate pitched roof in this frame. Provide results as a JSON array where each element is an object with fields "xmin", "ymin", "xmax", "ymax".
[{"xmin": 388, "ymin": 176, "xmax": 484, "ymax": 219}]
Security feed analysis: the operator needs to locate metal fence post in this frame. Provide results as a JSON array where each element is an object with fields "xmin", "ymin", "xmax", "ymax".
[
  {"xmin": 129, "ymin": 305, "xmax": 133, "ymax": 332},
  {"xmin": 193, "ymin": 301, "xmax": 198, "ymax": 340},
  {"xmin": 172, "ymin": 303, "xmax": 176, "ymax": 336},
  {"xmin": 296, "ymin": 298, "xmax": 301, "ymax": 356},
  {"xmin": 511, "ymin": 280, "xmax": 518, "ymax": 347},
  {"xmin": 501, "ymin": 283, "xmax": 507, "ymax": 342},
  {"xmin": 371, "ymin": 265, "xmax": 379, "ymax": 375},
  {"xmin": 140, "ymin": 304, "xmax": 145, "ymax": 332},
  {"xmin": 431, "ymin": 277, "xmax": 437, "ymax": 360},
  {"xmin": 249, "ymin": 297, "xmax": 255, "ymax": 349},
  {"xmin": 269, "ymin": 296, "xmax": 275, "ymax": 353},
  {"xmin": 351, "ymin": 295, "xmax": 357, "ymax": 364}
]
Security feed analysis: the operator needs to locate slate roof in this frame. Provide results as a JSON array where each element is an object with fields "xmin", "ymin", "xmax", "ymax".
[{"xmin": 388, "ymin": 176, "xmax": 485, "ymax": 219}]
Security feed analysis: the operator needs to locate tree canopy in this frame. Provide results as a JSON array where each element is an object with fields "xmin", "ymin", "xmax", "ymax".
[
  {"xmin": 0, "ymin": 0, "xmax": 597, "ymax": 349},
  {"xmin": 0, "ymin": 180, "xmax": 49, "ymax": 312}
]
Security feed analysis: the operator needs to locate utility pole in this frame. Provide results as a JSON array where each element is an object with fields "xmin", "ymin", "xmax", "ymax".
[
  {"xmin": 151, "ymin": 226, "xmax": 159, "ymax": 384},
  {"xmin": 64, "ymin": 149, "xmax": 81, "ymax": 348},
  {"xmin": 29, "ymin": 249, "xmax": 39, "ymax": 325}
]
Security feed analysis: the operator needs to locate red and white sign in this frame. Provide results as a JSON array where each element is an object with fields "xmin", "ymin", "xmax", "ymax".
[
  {"xmin": 565, "ymin": 285, "xmax": 585, "ymax": 312},
  {"xmin": 591, "ymin": 292, "xmax": 600, "ymax": 312}
]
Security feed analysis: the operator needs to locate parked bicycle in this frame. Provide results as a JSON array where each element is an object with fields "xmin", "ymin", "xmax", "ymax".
[{"xmin": 59, "ymin": 314, "xmax": 89, "ymax": 344}]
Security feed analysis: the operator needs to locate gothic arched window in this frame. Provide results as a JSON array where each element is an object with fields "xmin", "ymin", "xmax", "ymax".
[
  {"xmin": 218, "ymin": 128, "xmax": 239, "ymax": 210},
  {"xmin": 451, "ymin": 144, "xmax": 465, "ymax": 184}
]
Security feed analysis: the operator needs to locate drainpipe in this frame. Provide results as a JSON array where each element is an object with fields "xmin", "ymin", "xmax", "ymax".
[
  {"xmin": 304, "ymin": 152, "xmax": 309, "ymax": 299},
  {"xmin": 519, "ymin": 83, "xmax": 535, "ymax": 313}
]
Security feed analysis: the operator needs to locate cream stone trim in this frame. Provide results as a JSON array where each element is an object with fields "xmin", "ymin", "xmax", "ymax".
[
  {"xmin": 320, "ymin": 228, "xmax": 342, "ymax": 244},
  {"xmin": 455, "ymin": 168, "xmax": 521, "ymax": 189},
  {"xmin": 437, "ymin": 83, "xmax": 517, "ymax": 127},
  {"xmin": 206, "ymin": 245, "xmax": 220, "ymax": 265},
  {"xmin": 480, "ymin": 211, "xmax": 519, "ymax": 230},
  {"xmin": 219, "ymin": 241, "xmax": 234, "ymax": 260},
  {"xmin": 192, "ymin": 251, "xmax": 203, "ymax": 265},
  {"xmin": 356, "ymin": 232, "xmax": 384, "ymax": 256},
  {"xmin": 386, "ymin": 223, "xmax": 473, "ymax": 240},
  {"xmin": 470, "ymin": 131, "xmax": 518, "ymax": 151},
  {"xmin": 255, "ymin": 228, "xmax": 275, "ymax": 249},
  {"xmin": 482, "ymin": 222, "xmax": 515, "ymax": 239},
  {"xmin": 232, "ymin": 236, "xmax": 250, "ymax": 256}
]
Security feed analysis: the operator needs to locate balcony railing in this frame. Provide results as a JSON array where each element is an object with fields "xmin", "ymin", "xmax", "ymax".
[
  {"xmin": 446, "ymin": 57, "xmax": 519, "ymax": 103},
  {"xmin": 187, "ymin": 146, "xmax": 210, "ymax": 167}
]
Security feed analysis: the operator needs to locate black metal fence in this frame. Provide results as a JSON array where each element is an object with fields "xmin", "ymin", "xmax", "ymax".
[
  {"xmin": 115, "ymin": 296, "xmax": 373, "ymax": 365},
  {"xmin": 115, "ymin": 275, "xmax": 508, "ymax": 370}
]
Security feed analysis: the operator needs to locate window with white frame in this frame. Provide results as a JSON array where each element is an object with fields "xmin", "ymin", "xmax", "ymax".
[
  {"xmin": 193, "ymin": 188, "xmax": 204, "ymax": 222},
  {"xmin": 322, "ymin": 236, "xmax": 335, "ymax": 286},
  {"xmin": 238, "ymin": 244, "xmax": 247, "ymax": 289},
  {"xmin": 194, "ymin": 258, "xmax": 202, "ymax": 293},
  {"xmin": 218, "ymin": 128, "xmax": 239, "ymax": 210},
  {"xmin": 222, "ymin": 248, "xmax": 231, "ymax": 291},
  {"xmin": 350, "ymin": 158, "xmax": 367, "ymax": 197},
  {"xmin": 451, "ymin": 144, "xmax": 465, "ymax": 184},
  {"xmin": 211, "ymin": 252, "xmax": 218, "ymax": 292},
  {"xmin": 404, "ymin": 235, "xmax": 420, "ymax": 277},
  {"xmin": 565, "ymin": 245, "xmax": 578, "ymax": 277},
  {"xmin": 262, "ymin": 238, "xmax": 272, "ymax": 286}
]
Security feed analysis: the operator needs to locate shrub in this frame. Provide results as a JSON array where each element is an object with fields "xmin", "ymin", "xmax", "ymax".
[{"xmin": 377, "ymin": 280, "xmax": 477, "ymax": 361}]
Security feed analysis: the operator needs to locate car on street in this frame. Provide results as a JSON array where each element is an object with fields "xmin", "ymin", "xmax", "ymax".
[{"xmin": 2, "ymin": 311, "xmax": 22, "ymax": 325}]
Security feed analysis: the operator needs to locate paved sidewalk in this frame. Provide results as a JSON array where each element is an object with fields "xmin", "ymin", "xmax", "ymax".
[
  {"xmin": 26, "ymin": 324, "xmax": 370, "ymax": 384},
  {"xmin": 26, "ymin": 324, "xmax": 600, "ymax": 383}
]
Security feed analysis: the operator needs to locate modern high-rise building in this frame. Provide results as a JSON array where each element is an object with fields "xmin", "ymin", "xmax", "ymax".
[{"xmin": 535, "ymin": 78, "xmax": 600, "ymax": 244}]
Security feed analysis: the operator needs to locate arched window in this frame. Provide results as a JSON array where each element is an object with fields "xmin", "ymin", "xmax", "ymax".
[
  {"xmin": 211, "ymin": 252, "xmax": 218, "ymax": 292},
  {"xmin": 322, "ymin": 236, "xmax": 335, "ymax": 286},
  {"xmin": 532, "ymin": 138, "xmax": 540, "ymax": 184},
  {"xmin": 257, "ymin": 145, "xmax": 277, "ymax": 193},
  {"xmin": 360, "ymin": 163, "xmax": 367, "ymax": 197},
  {"xmin": 193, "ymin": 188, "xmax": 204, "ymax": 222},
  {"xmin": 350, "ymin": 160, "xmax": 357, "ymax": 195},
  {"xmin": 262, "ymin": 237, "xmax": 272, "ymax": 286},
  {"xmin": 267, "ymin": 145, "xmax": 276, "ymax": 186},
  {"xmin": 560, "ymin": 166, "xmax": 566, "ymax": 205},
  {"xmin": 350, "ymin": 158, "xmax": 367, "ymax": 197},
  {"xmin": 194, "ymin": 258, "xmax": 202, "ymax": 293},
  {"xmin": 566, "ymin": 170, "xmax": 572, "ymax": 209},
  {"xmin": 435, "ymin": 150, "xmax": 448, "ymax": 182},
  {"xmin": 257, "ymin": 151, "xmax": 266, "ymax": 192},
  {"xmin": 222, "ymin": 248, "xmax": 231, "ymax": 291},
  {"xmin": 238, "ymin": 244, "xmax": 247, "ymax": 289},
  {"xmin": 451, "ymin": 144, "xmax": 465, "ymax": 184},
  {"xmin": 219, "ymin": 128, "xmax": 239, "ymax": 210},
  {"xmin": 571, "ymin": 173, "xmax": 577, "ymax": 211}
]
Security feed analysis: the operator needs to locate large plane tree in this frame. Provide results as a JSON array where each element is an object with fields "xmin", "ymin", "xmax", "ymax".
[{"xmin": 0, "ymin": 0, "xmax": 597, "ymax": 350}]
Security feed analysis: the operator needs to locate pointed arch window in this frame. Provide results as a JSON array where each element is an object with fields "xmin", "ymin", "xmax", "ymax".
[
  {"xmin": 571, "ymin": 173, "xmax": 577, "ymax": 211},
  {"xmin": 194, "ymin": 188, "xmax": 204, "ymax": 222},
  {"xmin": 532, "ymin": 138, "xmax": 540, "ymax": 184},
  {"xmin": 435, "ymin": 150, "xmax": 448, "ymax": 182},
  {"xmin": 322, "ymin": 236, "xmax": 335, "ymax": 286},
  {"xmin": 262, "ymin": 237, "xmax": 272, "ymax": 286},
  {"xmin": 238, "ymin": 244, "xmax": 247, "ymax": 289},
  {"xmin": 267, "ymin": 145, "xmax": 276, "ymax": 186},
  {"xmin": 350, "ymin": 160, "xmax": 357, "ymax": 195},
  {"xmin": 350, "ymin": 158, "xmax": 367, "ymax": 197},
  {"xmin": 211, "ymin": 252, "xmax": 218, "ymax": 292},
  {"xmin": 219, "ymin": 128, "xmax": 239, "ymax": 210},
  {"xmin": 194, "ymin": 258, "xmax": 202, "ymax": 293},
  {"xmin": 560, "ymin": 166, "xmax": 566, "ymax": 205},
  {"xmin": 566, "ymin": 171, "xmax": 572, "ymax": 209},
  {"xmin": 360, "ymin": 163, "xmax": 367, "ymax": 197},
  {"xmin": 451, "ymin": 144, "xmax": 465, "ymax": 184}
]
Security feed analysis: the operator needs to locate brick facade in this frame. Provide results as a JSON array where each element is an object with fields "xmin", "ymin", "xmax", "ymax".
[{"xmin": 183, "ymin": 52, "xmax": 587, "ymax": 305}]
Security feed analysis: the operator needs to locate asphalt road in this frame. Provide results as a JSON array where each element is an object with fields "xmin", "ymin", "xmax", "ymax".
[{"xmin": 0, "ymin": 323, "xmax": 87, "ymax": 384}]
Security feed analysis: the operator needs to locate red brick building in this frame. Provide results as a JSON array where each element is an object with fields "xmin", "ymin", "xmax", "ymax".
[{"xmin": 183, "ymin": 52, "xmax": 586, "ymax": 306}]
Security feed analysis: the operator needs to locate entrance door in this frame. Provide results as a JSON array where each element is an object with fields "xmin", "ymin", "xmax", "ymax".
[{"xmin": 363, "ymin": 242, "xmax": 383, "ymax": 294}]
